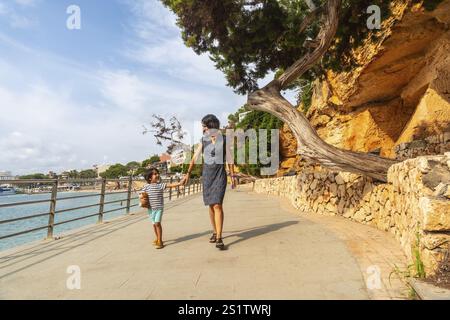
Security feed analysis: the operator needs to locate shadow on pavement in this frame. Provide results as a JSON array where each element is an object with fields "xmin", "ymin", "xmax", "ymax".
[
  {"xmin": 224, "ymin": 221, "xmax": 299, "ymax": 248},
  {"xmin": 164, "ymin": 231, "xmax": 212, "ymax": 247}
]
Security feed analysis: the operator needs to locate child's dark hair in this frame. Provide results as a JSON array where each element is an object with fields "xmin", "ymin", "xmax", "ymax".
[
  {"xmin": 144, "ymin": 168, "xmax": 160, "ymax": 183},
  {"xmin": 201, "ymin": 114, "xmax": 220, "ymax": 130}
]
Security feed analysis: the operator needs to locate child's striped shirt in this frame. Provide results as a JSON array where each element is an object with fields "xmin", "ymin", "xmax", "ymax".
[{"xmin": 141, "ymin": 183, "xmax": 167, "ymax": 210}]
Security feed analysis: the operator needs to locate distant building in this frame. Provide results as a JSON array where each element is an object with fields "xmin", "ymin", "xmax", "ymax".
[
  {"xmin": 95, "ymin": 164, "xmax": 111, "ymax": 178},
  {"xmin": 0, "ymin": 171, "xmax": 14, "ymax": 181},
  {"xmin": 154, "ymin": 162, "xmax": 168, "ymax": 175},
  {"xmin": 59, "ymin": 171, "xmax": 70, "ymax": 180},
  {"xmin": 160, "ymin": 153, "xmax": 171, "ymax": 163},
  {"xmin": 48, "ymin": 171, "xmax": 57, "ymax": 179},
  {"xmin": 158, "ymin": 154, "xmax": 172, "ymax": 174},
  {"xmin": 170, "ymin": 150, "xmax": 185, "ymax": 166}
]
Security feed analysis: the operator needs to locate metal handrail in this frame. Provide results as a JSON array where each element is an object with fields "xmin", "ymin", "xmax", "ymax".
[
  {"xmin": 0, "ymin": 199, "xmax": 51, "ymax": 209},
  {"xmin": 0, "ymin": 225, "xmax": 50, "ymax": 241},
  {"xmin": 102, "ymin": 207, "xmax": 128, "ymax": 215},
  {"xmin": 102, "ymin": 198, "xmax": 133, "ymax": 206},
  {"xmin": 53, "ymin": 213, "xmax": 101, "ymax": 227},
  {"xmin": 2, "ymin": 179, "xmax": 58, "ymax": 184},
  {"xmin": 55, "ymin": 203, "xmax": 101, "ymax": 214},
  {"xmin": 104, "ymin": 191, "xmax": 130, "ymax": 196},
  {"xmin": 0, "ymin": 177, "xmax": 202, "ymax": 245},
  {"xmin": 57, "ymin": 193, "xmax": 101, "ymax": 201},
  {"xmin": 0, "ymin": 212, "xmax": 50, "ymax": 225}
]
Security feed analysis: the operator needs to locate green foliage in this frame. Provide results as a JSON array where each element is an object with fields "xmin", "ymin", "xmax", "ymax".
[
  {"xmin": 126, "ymin": 161, "xmax": 141, "ymax": 176},
  {"xmin": 171, "ymin": 164, "xmax": 202, "ymax": 178},
  {"xmin": 142, "ymin": 155, "xmax": 161, "ymax": 168},
  {"xmin": 126, "ymin": 161, "xmax": 141, "ymax": 170},
  {"xmin": 79, "ymin": 169, "xmax": 97, "ymax": 179},
  {"xmin": 135, "ymin": 167, "xmax": 148, "ymax": 177},
  {"xmin": 99, "ymin": 164, "xmax": 129, "ymax": 179},
  {"xmin": 19, "ymin": 173, "xmax": 47, "ymax": 180},
  {"xmin": 237, "ymin": 110, "xmax": 283, "ymax": 131},
  {"xmin": 65, "ymin": 169, "xmax": 98, "ymax": 179},
  {"xmin": 295, "ymin": 79, "xmax": 314, "ymax": 113},
  {"xmin": 414, "ymin": 232, "xmax": 426, "ymax": 278},
  {"xmin": 228, "ymin": 107, "xmax": 283, "ymax": 176},
  {"xmin": 20, "ymin": 170, "xmax": 95, "ymax": 180},
  {"xmin": 67, "ymin": 170, "xmax": 80, "ymax": 179},
  {"xmin": 160, "ymin": 0, "xmax": 396, "ymax": 95},
  {"xmin": 161, "ymin": 0, "xmax": 444, "ymax": 98}
]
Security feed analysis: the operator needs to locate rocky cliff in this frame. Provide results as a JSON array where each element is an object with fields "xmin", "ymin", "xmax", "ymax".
[{"xmin": 280, "ymin": 0, "xmax": 450, "ymax": 175}]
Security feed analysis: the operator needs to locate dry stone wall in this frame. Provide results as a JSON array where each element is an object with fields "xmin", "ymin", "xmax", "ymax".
[
  {"xmin": 395, "ymin": 132, "xmax": 450, "ymax": 160},
  {"xmin": 254, "ymin": 154, "xmax": 450, "ymax": 276}
]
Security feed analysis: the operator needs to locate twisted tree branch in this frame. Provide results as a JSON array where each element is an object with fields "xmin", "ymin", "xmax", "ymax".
[{"xmin": 247, "ymin": 0, "xmax": 398, "ymax": 181}]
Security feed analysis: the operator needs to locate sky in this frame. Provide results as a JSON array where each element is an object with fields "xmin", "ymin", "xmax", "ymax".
[{"xmin": 0, "ymin": 0, "xmax": 296, "ymax": 175}]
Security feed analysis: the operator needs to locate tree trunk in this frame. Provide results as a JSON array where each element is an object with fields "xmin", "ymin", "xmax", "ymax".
[
  {"xmin": 247, "ymin": 0, "xmax": 398, "ymax": 182},
  {"xmin": 248, "ymin": 86, "xmax": 397, "ymax": 182}
]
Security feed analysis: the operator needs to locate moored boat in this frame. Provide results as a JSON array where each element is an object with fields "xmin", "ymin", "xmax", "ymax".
[{"xmin": 0, "ymin": 185, "xmax": 16, "ymax": 196}]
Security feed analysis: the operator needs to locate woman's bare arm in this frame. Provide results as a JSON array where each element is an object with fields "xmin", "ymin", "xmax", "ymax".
[
  {"xmin": 182, "ymin": 143, "xmax": 203, "ymax": 184},
  {"xmin": 166, "ymin": 181, "xmax": 183, "ymax": 189},
  {"xmin": 226, "ymin": 137, "xmax": 236, "ymax": 187}
]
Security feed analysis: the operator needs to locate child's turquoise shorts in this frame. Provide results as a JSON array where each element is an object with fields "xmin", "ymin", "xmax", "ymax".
[{"xmin": 148, "ymin": 209, "xmax": 163, "ymax": 224}]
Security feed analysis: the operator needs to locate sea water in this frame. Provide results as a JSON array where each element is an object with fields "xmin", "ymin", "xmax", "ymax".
[{"xmin": 0, "ymin": 191, "xmax": 140, "ymax": 252}]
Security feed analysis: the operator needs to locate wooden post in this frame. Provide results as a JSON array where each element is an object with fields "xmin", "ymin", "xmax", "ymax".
[
  {"xmin": 169, "ymin": 177, "xmax": 173, "ymax": 201},
  {"xmin": 126, "ymin": 176, "xmax": 133, "ymax": 214},
  {"xmin": 98, "ymin": 178, "xmax": 106, "ymax": 223},
  {"xmin": 46, "ymin": 179, "xmax": 58, "ymax": 239}
]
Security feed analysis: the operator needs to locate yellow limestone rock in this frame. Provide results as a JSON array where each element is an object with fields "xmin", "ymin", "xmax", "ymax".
[{"xmin": 419, "ymin": 197, "xmax": 450, "ymax": 231}]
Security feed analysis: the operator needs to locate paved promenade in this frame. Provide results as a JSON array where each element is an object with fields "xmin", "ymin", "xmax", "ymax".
[{"xmin": 0, "ymin": 185, "xmax": 409, "ymax": 299}]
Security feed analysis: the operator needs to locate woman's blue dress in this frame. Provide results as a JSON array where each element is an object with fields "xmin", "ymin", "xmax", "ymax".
[{"xmin": 201, "ymin": 134, "xmax": 227, "ymax": 206}]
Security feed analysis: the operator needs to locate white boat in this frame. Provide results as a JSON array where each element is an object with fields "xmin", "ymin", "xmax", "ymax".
[{"xmin": 0, "ymin": 185, "xmax": 16, "ymax": 196}]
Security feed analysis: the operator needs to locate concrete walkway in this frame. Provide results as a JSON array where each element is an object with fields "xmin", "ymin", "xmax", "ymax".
[{"xmin": 0, "ymin": 185, "xmax": 409, "ymax": 300}]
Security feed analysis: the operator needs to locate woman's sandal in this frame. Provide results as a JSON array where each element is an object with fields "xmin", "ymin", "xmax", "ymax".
[
  {"xmin": 209, "ymin": 233, "xmax": 217, "ymax": 243},
  {"xmin": 216, "ymin": 238, "xmax": 225, "ymax": 250}
]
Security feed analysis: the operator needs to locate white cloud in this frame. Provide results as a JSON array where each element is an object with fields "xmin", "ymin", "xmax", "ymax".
[
  {"xmin": 0, "ymin": 58, "xmax": 245, "ymax": 175},
  {"xmin": 0, "ymin": 72, "xmax": 154, "ymax": 174},
  {"xmin": 122, "ymin": 0, "xmax": 177, "ymax": 41},
  {"xmin": 99, "ymin": 70, "xmax": 149, "ymax": 112},
  {"xmin": 126, "ymin": 38, "xmax": 227, "ymax": 89},
  {"xmin": 14, "ymin": 0, "xmax": 39, "ymax": 7},
  {"xmin": 98, "ymin": 68, "xmax": 244, "ymax": 122},
  {"xmin": 121, "ymin": 0, "xmax": 228, "ymax": 89},
  {"xmin": 0, "ymin": 131, "xmax": 69, "ymax": 167},
  {"xmin": 0, "ymin": 0, "xmax": 248, "ymax": 175},
  {"xmin": 0, "ymin": 0, "xmax": 38, "ymax": 29}
]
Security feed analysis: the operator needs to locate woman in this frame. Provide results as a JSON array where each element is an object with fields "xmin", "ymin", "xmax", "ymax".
[{"xmin": 183, "ymin": 114, "xmax": 236, "ymax": 250}]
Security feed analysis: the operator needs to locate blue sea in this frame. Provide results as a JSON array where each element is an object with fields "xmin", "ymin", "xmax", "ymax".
[{"xmin": 0, "ymin": 191, "xmax": 141, "ymax": 252}]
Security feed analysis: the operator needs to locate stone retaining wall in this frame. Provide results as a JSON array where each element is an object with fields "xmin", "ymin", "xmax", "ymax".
[
  {"xmin": 254, "ymin": 154, "xmax": 450, "ymax": 276},
  {"xmin": 395, "ymin": 132, "xmax": 450, "ymax": 161}
]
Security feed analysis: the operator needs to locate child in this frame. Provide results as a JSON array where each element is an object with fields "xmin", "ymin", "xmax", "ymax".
[{"xmin": 140, "ymin": 168, "xmax": 184, "ymax": 249}]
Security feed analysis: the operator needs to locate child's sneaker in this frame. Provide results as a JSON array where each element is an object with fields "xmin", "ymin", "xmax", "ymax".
[{"xmin": 155, "ymin": 241, "xmax": 164, "ymax": 249}]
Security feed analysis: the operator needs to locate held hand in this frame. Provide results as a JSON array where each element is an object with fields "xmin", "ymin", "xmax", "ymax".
[
  {"xmin": 181, "ymin": 174, "xmax": 190, "ymax": 186},
  {"xmin": 231, "ymin": 176, "xmax": 237, "ymax": 189}
]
